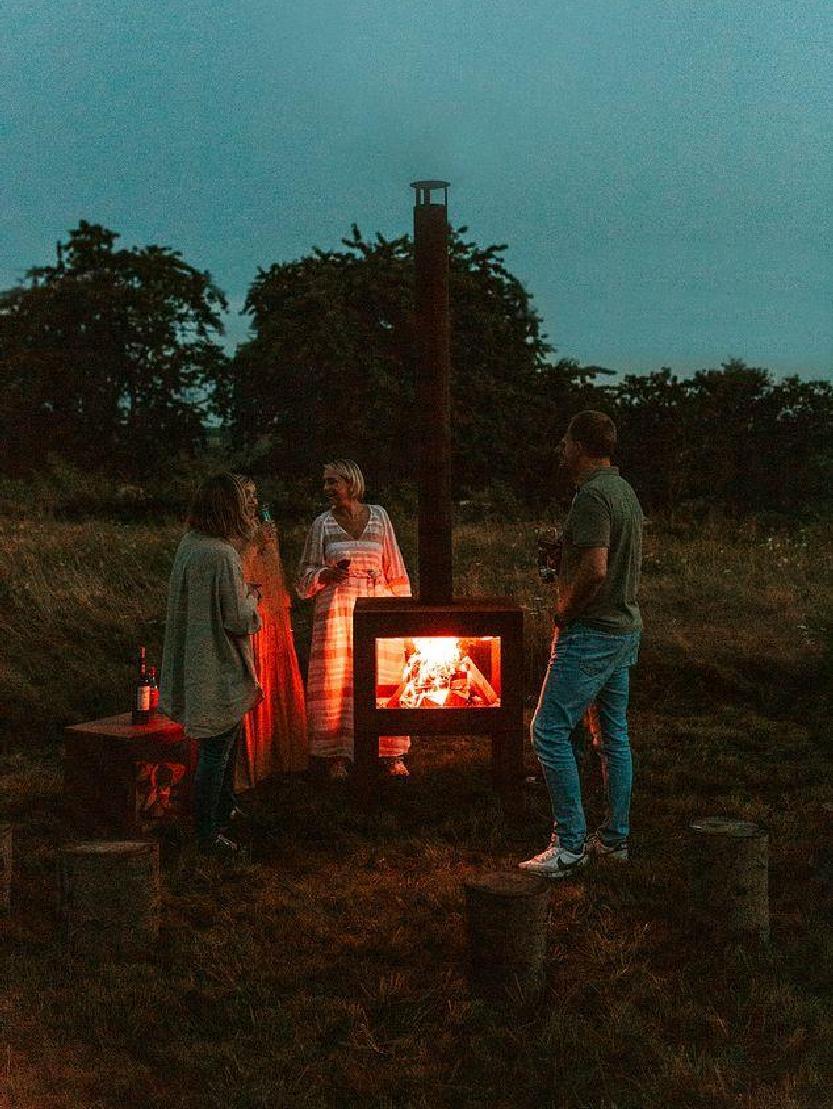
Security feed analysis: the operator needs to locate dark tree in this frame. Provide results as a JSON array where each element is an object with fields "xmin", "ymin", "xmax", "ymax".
[
  {"xmin": 613, "ymin": 368, "xmax": 697, "ymax": 519},
  {"xmin": 0, "ymin": 221, "xmax": 228, "ymax": 477},
  {"xmin": 759, "ymin": 375, "xmax": 833, "ymax": 513},
  {"xmin": 520, "ymin": 358, "xmax": 618, "ymax": 508},
  {"xmin": 219, "ymin": 225, "xmax": 553, "ymax": 495},
  {"xmin": 685, "ymin": 360, "xmax": 833, "ymax": 515}
]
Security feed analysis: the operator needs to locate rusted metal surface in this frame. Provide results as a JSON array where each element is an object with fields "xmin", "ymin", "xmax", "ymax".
[
  {"xmin": 349, "ymin": 183, "xmax": 525, "ymax": 813},
  {"xmin": 413, "ymin": 186, "xmax": 453, "ymax": 605},
  {"xmin": 353, "ymin": 597, "xmax": 524, "ymax": 810}
]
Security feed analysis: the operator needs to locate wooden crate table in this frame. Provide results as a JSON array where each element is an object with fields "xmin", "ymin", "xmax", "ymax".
[{"xmin": 64, "ymin": 713, "xmax": 197, "ymax": 835}]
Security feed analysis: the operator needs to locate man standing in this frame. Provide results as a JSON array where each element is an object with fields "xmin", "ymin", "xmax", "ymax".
[{"xmin": 520, "ymin": 411, "xmax": 643, "ymax": 878}]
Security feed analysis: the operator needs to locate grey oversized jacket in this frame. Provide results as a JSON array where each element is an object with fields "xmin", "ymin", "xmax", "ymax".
[{"xmin": 159, "ymin": 531, "xmax": 262, "ymax": 739}]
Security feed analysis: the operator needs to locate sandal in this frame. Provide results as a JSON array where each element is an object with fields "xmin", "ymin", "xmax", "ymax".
[
  {"xmin": 327, "ymin": 758, "xmax": 349, "ymax": 781},
  {"xmin": 384, "ymin": 757, "xmax": 409, "ymax": 778}
]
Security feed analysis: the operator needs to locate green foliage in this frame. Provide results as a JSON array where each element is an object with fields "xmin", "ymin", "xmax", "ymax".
[
  {"xmin": 3, "ymin": 223, "xmax": 832, "ymax": 520},
  {"xmin": 219, "ymin": 224, "xmax": 553, "ymax": 494},
  {"xmin": 0, "ymin": 221, "xmax": 228, "ymax": 478},
  {"xmin": 615, "ymin": 361, "xmax": 833, "ymax": 518}
]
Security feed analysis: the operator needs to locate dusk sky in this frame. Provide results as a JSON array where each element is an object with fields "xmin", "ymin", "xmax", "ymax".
[{"xmin": 4, "ymin": 0, "xmax": 831, "ymax": 380}]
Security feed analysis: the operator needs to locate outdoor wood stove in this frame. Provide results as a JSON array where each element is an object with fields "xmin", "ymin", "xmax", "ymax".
[{"xmin": 353, "ymin": 181, "xmax": 524, "ymax": 808}]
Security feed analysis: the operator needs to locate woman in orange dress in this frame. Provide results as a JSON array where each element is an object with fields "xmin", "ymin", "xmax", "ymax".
[{"xmin": 236, "ymin": 478, "xmax": 308, "ymax": 787}]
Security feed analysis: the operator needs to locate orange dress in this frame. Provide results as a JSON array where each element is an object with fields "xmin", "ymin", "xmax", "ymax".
[{"xmin": 236, "ymin": 526, "xmax": 308, "ymax": 787}]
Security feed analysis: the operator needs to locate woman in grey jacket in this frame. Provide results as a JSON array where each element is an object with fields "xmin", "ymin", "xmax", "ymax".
[{"xmin": 160, "ymin": 473, "xmax": 263, "ymax": 854}]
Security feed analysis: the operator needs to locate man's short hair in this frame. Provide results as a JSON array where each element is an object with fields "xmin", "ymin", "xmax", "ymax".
[{"xmin": 567, "ymin": 411, "xmax": 617, "ymax": 458}]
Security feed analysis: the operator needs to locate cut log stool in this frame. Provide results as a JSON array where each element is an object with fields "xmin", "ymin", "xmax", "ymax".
[
  {"xmin": 464, "ymin": 871, "xmax": 550, "ymax": 1002},
  {"xmin": 1, "ymin": 824, "xmax": 11, "ymax": 915},
  {"xmin": 58, "ymin": 840, "xmax": 160, "ymax": 959},
  {"xmin": 689, "ymin": 817, "xmax": 769, "ymax": 942}
]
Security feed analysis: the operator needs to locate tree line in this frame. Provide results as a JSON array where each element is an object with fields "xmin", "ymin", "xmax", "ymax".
[{"xmin": 2, "ymin": 220, "xmax": 831, "ymax": 519}]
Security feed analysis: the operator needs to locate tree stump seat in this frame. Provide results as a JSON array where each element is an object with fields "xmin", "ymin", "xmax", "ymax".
[
  {"xmin": 464, "ymin": 870, "xmax": 551, "ymax": 1002},
  {"xmin": 689, "ymin": 816, "xmax": 769, "ymax": 942},
  {"xmin": 64, "ymin": 712, "xmax": 196, "ymax": 835},
  {"xmin": 58, "ymin": 839, "xmax": 160, "ymax": 959}
]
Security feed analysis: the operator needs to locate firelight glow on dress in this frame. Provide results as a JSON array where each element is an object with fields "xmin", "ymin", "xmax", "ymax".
[
  {"xmin": 297, "ymin": 505, "xmax": 411, "ymax": 761},
  {"xmin": 237, "ymin": 524, "xmax": 308, "ymax": 788}
]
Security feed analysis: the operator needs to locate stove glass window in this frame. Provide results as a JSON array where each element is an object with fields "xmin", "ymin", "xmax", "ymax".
[{"xmin": 375, "ymin": 636, "xmax": 501, "ymax": 709}]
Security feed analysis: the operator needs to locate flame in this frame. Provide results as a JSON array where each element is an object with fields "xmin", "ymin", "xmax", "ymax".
[
  {"xmin": 399, "ymin": 637, "xmax": 462, "ymax": 708},
  {"xmin": 378, "ymin": 635, "xmax": 500, "ymax": 710},
  {"xmin": 411, "ymin": 637, "xmax": 460, "ymax": 668}
]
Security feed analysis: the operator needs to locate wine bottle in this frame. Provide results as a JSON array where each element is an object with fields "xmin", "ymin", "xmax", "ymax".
[
  {"xmin": 132, "ymin": 646, "xmax": 152, "ymax": 726},
  {"xmin": 148, "ymin": 665, "xmax": 160, "ymax": 717}
]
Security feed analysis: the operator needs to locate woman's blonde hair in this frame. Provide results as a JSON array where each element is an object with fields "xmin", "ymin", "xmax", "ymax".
[
  {"xmin": 186, "ymin": 472, "xmax": 256, "ymax": 542},
  {"xmin": 323, "ymin": 458, "xmax": 365, "ymax": 500}
]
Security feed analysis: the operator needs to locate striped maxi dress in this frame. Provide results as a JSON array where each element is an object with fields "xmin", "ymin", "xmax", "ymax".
[{"xmin": 297, "ymin": 505, "xmax": 411, "ymax": 761}]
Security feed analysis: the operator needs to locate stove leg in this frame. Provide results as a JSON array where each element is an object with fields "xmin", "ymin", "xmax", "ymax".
[
  {"xmin": 353, "ymin": 729, "xmax": 379, "ymax": 811},
  {"xmin": 492, "ymin": 730, "xmax": 524, "ymax": 814}
]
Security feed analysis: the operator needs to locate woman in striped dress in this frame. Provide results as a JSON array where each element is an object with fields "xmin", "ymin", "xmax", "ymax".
[{"xmin": 297, "ymin": 459, "xmax": 411, "ymax": 780}]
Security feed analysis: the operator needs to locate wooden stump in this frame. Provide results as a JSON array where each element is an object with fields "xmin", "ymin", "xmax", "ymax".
[
  {"xmin": 1, "ymin": 824, "xmax": 11, "ymax": 915},
  {"xmin": 689, "ymin": 817, "xmax": 769, "ymax": 942},
  {"xmin": 58, "ymin": 840, "xmax": 160, "ymax": 959},
  {"xmin": 464, "ymin": 871, "xmax": 550, "ymax": 1002}
]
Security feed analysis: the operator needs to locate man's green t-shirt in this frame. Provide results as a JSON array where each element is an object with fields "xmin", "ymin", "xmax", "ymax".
[{"xmin": 561, "ymin": 466, "xmax": 643, "ymax": 633}]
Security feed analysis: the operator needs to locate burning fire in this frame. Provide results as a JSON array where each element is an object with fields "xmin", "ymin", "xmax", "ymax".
[
  {"xmin": 401, "ymin": 638, "xmax": 460, "ymax": 707},
  {"xmin": 382, "ymin": 636, "xmax": 500, "ymax": 709}
]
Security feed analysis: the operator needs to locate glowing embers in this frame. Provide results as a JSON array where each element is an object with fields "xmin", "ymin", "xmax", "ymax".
[{"xmin": 376, "ymin": 636, "xmax": 501, "ymax": 709}]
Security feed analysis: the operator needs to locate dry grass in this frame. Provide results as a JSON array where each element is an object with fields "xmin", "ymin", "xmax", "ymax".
[{"xmin": 1, "ymin": 514, "xmax": 832, "ymax": 1108}]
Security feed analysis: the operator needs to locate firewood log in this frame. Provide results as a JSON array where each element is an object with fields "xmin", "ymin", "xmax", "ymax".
[
  {"xmin": 385, "ymin": 679, "xmax": 409, "ymax": 708},
  {"xmin": 461, "ymin": 656, "xmax": 499, "ymax": 706}
]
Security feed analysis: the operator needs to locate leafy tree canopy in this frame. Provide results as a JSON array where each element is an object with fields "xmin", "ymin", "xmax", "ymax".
[
  {"xmin": 219, "ymin": 225, "xmax": 554, "ymax": 494},
  {"xmin": 0, "ymin": 221, "xmax": 228, "ymax": 477}
]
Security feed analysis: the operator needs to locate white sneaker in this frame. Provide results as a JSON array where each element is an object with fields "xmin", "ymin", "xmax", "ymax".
[{"xmin": 518, "ymin": 838, "xmax": 588, "ymax": 879}]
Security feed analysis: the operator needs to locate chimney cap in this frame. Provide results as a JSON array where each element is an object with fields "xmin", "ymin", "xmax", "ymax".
[{"xmin": 410, "ymin": 180, "xmax": 450, "ymax": 206}]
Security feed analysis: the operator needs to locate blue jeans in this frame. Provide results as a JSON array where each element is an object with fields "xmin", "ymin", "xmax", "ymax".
[
  {"xmin": 194, "ymin": 721, "xmax": 240, "ymax": 847},
  {"xmin": 531, "ymin": 625, "xmax": 640, "ymax": 854}
]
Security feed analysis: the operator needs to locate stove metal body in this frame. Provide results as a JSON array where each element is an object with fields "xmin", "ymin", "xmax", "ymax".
[{"xmin": 352, "ymin": 181, "xmax": 525, "ymax": 808}]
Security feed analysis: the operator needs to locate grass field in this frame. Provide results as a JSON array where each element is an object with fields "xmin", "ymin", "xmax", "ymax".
[{"xmin": 1, "ymin": 514, "xmax": 832, "ymax": 1108}]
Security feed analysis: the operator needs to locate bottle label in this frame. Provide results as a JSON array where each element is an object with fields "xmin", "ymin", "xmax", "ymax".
[{"xmin": 136, "ymin": 686, "xmax": 151, "ymax": 712}]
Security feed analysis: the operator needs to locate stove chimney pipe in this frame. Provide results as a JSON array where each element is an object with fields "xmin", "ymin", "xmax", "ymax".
[{"xmin": 411, "ymin": 179, "xmax": 452, "ymax": 605}]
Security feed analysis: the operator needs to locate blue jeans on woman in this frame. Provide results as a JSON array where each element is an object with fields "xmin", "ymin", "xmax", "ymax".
[
  {"xmin": 194, "ymin": 721, "xmax": 240, "ymax": 848},
  {"xmin": 531, "ymin": 624, "xmax": 641, "ymax": 854}
]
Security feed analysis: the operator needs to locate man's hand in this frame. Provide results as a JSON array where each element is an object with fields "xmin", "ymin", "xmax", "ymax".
[{"xmin": 556, "ymin": 546, "xmax": 608, "ymax": 625}]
